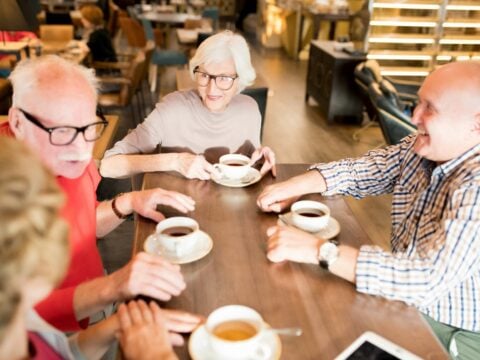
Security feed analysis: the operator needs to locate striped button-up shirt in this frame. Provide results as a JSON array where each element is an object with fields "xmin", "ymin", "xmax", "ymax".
[{"xmin": 312, "ymin": 135, "xmax": 480, "ymax": 331}]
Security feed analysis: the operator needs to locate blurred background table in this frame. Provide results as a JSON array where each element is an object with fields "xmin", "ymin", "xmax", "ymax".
[{"xmin": 133, "ymin": 164, "xmax": 448, "ymax": 360}]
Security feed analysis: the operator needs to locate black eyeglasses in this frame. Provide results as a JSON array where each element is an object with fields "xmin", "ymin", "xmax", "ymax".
[
  {"xmin": 18, "ymin": 108, "xmax": 108, "ymax": 146},
  {"xmin": 193, "ymin": 68, "xmax": 238, "ymax": 90}
]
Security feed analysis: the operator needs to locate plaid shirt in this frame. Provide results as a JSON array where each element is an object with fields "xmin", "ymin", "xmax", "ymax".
[{"xmin": 311, "ymin": 135, "xmax": 480, "ymax": 331}]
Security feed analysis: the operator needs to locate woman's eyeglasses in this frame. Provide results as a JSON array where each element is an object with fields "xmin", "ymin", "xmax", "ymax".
[{"xmin": 193, "ymin": 69, "xmax": 238, "ymax": 91}]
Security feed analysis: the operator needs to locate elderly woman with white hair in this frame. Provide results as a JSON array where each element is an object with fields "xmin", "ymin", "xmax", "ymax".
[{"xmin": 100, "ymin": 31, "xmax": 276, "ymax": 180}]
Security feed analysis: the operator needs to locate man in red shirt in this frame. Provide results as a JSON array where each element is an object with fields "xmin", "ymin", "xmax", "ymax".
[{"xmin": 1, "ymin": 55, "xmax": 197, "ymax": 332}]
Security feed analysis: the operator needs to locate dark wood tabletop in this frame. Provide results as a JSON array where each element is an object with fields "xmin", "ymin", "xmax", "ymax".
[{"xmin": 133, "ymin": 164, "xmax": 447, "ymax": 359}]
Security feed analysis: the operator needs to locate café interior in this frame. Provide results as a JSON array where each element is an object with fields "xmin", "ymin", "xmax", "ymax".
[{"xmin": 1, "ymin": 0, "xmax": 479, "ymax": 359}]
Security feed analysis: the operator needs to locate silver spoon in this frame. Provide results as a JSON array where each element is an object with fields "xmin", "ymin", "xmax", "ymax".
[{"xmin": 266, "ymin": 327, "xmax": 303, "ymax": 337}]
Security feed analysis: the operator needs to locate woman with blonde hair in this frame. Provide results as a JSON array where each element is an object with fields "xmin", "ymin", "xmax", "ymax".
[{"xmin": 0, "ymin": 137, "xmax": 177, "ymax": 359}]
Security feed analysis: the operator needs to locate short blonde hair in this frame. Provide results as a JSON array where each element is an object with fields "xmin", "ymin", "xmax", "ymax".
[
  {"xmin": 189, "ymin": 31, "xmax": 256, "ymax": 93},
  {"xmin": 80, "ymin": 4, "xmax": 104, "ymax": 27},
  {"xmin": 9, "ymin": 55, "xmax": 98, "ymax": 108},
  {"xmin": 0, "ymin": 137, "xmax": 68, "ymax": 342}
]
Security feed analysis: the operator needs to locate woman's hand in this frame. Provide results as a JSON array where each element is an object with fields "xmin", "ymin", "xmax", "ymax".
[
  {"xmin": 175, "ymin": 153, "xmax": 215, "ymax": 180},
  {"xmin": 250, "ymin": 146, "xmax": 276, "ymax": 177}
]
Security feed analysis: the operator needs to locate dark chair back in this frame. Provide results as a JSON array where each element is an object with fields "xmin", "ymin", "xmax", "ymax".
[
  {"xmin": 354, "ymin": 60, "xmax": 419, "ymax": 122},
  {"xmin": 369, "ymin": 82, "xmax": 416, "ymax": 145},
  {"xmin": 242, "ymin": 87, "xmax": 268, "ymax": 140}
]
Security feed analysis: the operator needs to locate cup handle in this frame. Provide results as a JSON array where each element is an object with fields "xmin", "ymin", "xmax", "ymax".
[{"xmin": 213, "ymin": 163, "xmax": 224, "ymax": 178}]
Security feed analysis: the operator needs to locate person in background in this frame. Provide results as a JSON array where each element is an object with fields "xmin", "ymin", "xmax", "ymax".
[
  {"xmin": 79, "ymin": 4, "xmax": 117, "ymax": 63},
  {"xmin": 0, "ymin": 137, "xmax": 184, "ymax": 359},
  {"xmin": 1, "ymin": 55, "xmax": 201, "ymax": 337},
  {"xmin": 257, "ymin": 61, "xmax": 480, "ymax": 359},
  {"xmin": 100, "ymin": 30, "xmax": 276, "ymax": 180},
  {"xmin": 0, "ymin": 31, "xmax": 38, "ymax": 77}
]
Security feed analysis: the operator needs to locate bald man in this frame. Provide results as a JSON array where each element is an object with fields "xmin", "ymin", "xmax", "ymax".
[{"xmin": 257, "ymin": 61, "xmax": 480, "ymax": 359}]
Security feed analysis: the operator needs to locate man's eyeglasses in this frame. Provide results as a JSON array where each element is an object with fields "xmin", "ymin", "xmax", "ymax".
[
  {"xmin": 193, "ymin": 68, "xmax": 238, "ymax": 91},
  {"xmin": 18, "ymin": 108, "xmax": 108, "ymax": 146}
]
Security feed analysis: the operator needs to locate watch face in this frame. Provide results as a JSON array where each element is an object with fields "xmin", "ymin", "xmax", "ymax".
[{"xmin": 320, "ymin": 242, "xmax": 339, "ymax": 264}]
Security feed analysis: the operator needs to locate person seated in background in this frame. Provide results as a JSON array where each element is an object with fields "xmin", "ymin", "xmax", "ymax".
[
  {"xmin": 0, "ymin": 137, "xmax": 181, "ymax": 359},
  {"xmin": 257, "ymin": 61, "xmax": 480, "ymax": 359},
  {"xmin": 100, "ymin": 30, "xmax": 276, "ymax": 180},
  {"xmin": 79, "ymin": 4, "xmax": 117, "ymax": 63},
  {"xmin": 0, "ymin": 31, "xmax": 38, "ymax": 77},
  {"xmin": 1, "ymin": 55, "xmax": 201, "ymax": 336}
]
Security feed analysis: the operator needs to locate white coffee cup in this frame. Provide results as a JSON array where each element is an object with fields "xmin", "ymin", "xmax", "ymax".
[
  {"xmin": 291, "ymin": 200, "xmax": 330, "ymax": 233},
  {"xmin": 155, "ymin": 217, "xmax": 199, "ymax": 257},
  {"xmin": 213, "ymin": 154, "xmax": 251, "ymax": 180},
  {"xmin": 205, "ymin": 305, "xmax": 271, "ymax": 359}
]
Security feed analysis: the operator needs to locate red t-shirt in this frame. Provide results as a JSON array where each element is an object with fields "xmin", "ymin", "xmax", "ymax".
[
  {"xmin": 0, "ymin": 122, "xmax": 104, "ymax": 331},
  {"xmin": 28, "ymin": 332, "xmax": 63, "ymax": 360}
]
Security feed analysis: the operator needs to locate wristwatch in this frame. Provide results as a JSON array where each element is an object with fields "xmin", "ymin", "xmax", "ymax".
[{"xmin": 318, "ymin": 241, "xmax": 339, "ymax": 270}]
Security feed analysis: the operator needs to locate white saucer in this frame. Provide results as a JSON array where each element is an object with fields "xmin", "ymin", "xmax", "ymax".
[
  {"xmin": 212, "ymin": 167, "xmax": 261, "ymax": 188},
  {"xmin": 143, "ymin": 230, "xmax": 213, "ymax": 264},
  {"xmin": 278, "ymin": 212, "xmax": 341, "ymax": 240},
  {"xmin": 188, "ymin": 324, "xmax": 282, "ymax": 360}
]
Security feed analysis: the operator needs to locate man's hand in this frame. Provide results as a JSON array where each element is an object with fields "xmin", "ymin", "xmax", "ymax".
[
  {"xmin": 124, "ymin": 188, "xmax": 195, "ymax": 222},
  {"xmin": 108, "ymin": 252, "xmax": 186, "ymax": 302},
  {"xmin": 117, "ymin": 301, "xmax": 178, "ymax": 360},
  {"xmin": 175, "ymin": 153, "xmax": 215, "ymax": 180},
  {"xmin": 250, "ymin": 146, "xmax": 277, "ymax": 177},
  {"xmin": 257, "ymin": 171, "xmax": 326, "ymax": 213},
  {"xmin": 266, "ymin": 225, "xmax": 323, "ymax": 264}
]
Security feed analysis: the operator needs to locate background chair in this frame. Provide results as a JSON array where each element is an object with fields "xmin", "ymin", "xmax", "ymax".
[
  {"xmin": 94, "ymin": 49, "xmax": 147, "ymax": 125},
  {"xmin": 141, "ymin": 18, "xmax": 188, "ymax": 92},
  {"xmin": 368, "ymin": 82, "xmax": 417, "ymax": 145},
  {"xmin": 39, "ymin": 24, "xmax": 74, "ymax": 42},
  {"xmin": 202, "ymin": 7, "xmax": 219, "ymax": 30},
  {"xmin": 353, "ymin": 59, "xmax": 420, "ymax": 141}
]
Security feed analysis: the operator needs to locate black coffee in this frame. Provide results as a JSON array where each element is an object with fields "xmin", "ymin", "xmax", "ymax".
[
  {"xmin": 298, "ymin": 209, "xmax": 326, "ymax": 217},
  {"xmin": 224, "ymin": 161, "xmax": 247, "ymax": 167},
  {"xmin": 161, "ymin": 226, "xmax": 193, "ymax": 237}
]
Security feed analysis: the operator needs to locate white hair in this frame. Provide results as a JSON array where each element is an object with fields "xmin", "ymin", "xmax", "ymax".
[
  {"xmin": 189, "ymin": 31, "xmax": 256, "ymax": 93},
  {"xmin": 9, "ymin": 55, "xmax": 98, "ymax": 107}
]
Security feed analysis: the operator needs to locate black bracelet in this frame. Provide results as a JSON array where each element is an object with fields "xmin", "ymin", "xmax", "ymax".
[{"xmin": 112, "ymin": 193, "xmax": 129, "ymax": 220}]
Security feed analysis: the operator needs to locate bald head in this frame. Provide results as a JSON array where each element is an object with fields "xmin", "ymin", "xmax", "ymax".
[{"xmin": 412, "ymin": 61, "xmax": 480, "ymax": 162}]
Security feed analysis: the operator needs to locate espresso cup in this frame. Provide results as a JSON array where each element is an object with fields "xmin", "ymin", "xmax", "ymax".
[
  {"xmin": 155, "ymin": 217, "xmax": 199, "ymax": 257},
  {"xmin": 213, "ymin": 154, "xmax": 251, "ymax": 180},
  {"xmin": 291, "ymin": 200, "xmax": 330, "ymax": 233},
  {"xmin": 205, "ymin": 305, "xmax": 271, "ymax": 359}
]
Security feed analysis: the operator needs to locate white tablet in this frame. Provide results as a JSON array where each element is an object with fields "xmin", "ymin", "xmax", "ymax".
[{"xmin": 335, "ymin": 331, "xmax": 423, "ymax": 360}]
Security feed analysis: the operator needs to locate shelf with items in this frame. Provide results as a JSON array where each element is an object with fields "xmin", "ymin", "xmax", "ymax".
[{"xmin": 367, "ymin": 0, "xmax": 480, "ymax": 79}]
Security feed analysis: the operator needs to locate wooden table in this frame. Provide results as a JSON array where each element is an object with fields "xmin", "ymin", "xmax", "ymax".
[
  {"xmin": 0, "ymin": 42, "xmax": 29, "ymax": 61},
  {"xmin": 133, "ymin": 164, "xmax": 448, "ymax": 360},
  {"xmin": 0, "ymin": 115, "xmax": 118, "ymax": 165},
  {"xmin": 176, "ymin": 28, "xmax": 212, "ymax": 45},
  {"xmin": 138, "ymin": 11, "xmax": 201, "ymax": 26}
]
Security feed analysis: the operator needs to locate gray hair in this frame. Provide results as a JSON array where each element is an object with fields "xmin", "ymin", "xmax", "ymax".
[
  {"xmin": 189, "ymin": 31, "xmax": 256, "ymax": 93},
  {"xmin": 9, "ymin": 55, "xmax": 98, "ymax": 107}
]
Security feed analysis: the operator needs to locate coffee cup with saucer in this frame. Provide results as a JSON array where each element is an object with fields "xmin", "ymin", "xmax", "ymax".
[
  {"xmin": 278, "ymin": 200, "xmax": 341, "ymax": 240},
  {"xmin": 290, "ymin": 200, "xmax": 330, "ymax": 233},
  {"xmin": 144, "ymin": 217, "xmax": 213, "ymax": 264},
  {"xmin": 189, "ymin": 305, "xmax": 282, "ymax": 360},
  {"xmin": 213, "ymin": 154, "xmax": 252, "ymax": 181},
  {"xmin": 155, "ymin": 216, "xmax": 199, "ymax": 257}
]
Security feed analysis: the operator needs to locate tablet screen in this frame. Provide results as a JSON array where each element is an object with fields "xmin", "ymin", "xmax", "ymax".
[{"xmin": 344, "ymin": 340, "xmax": 401, "ymax": 360}]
